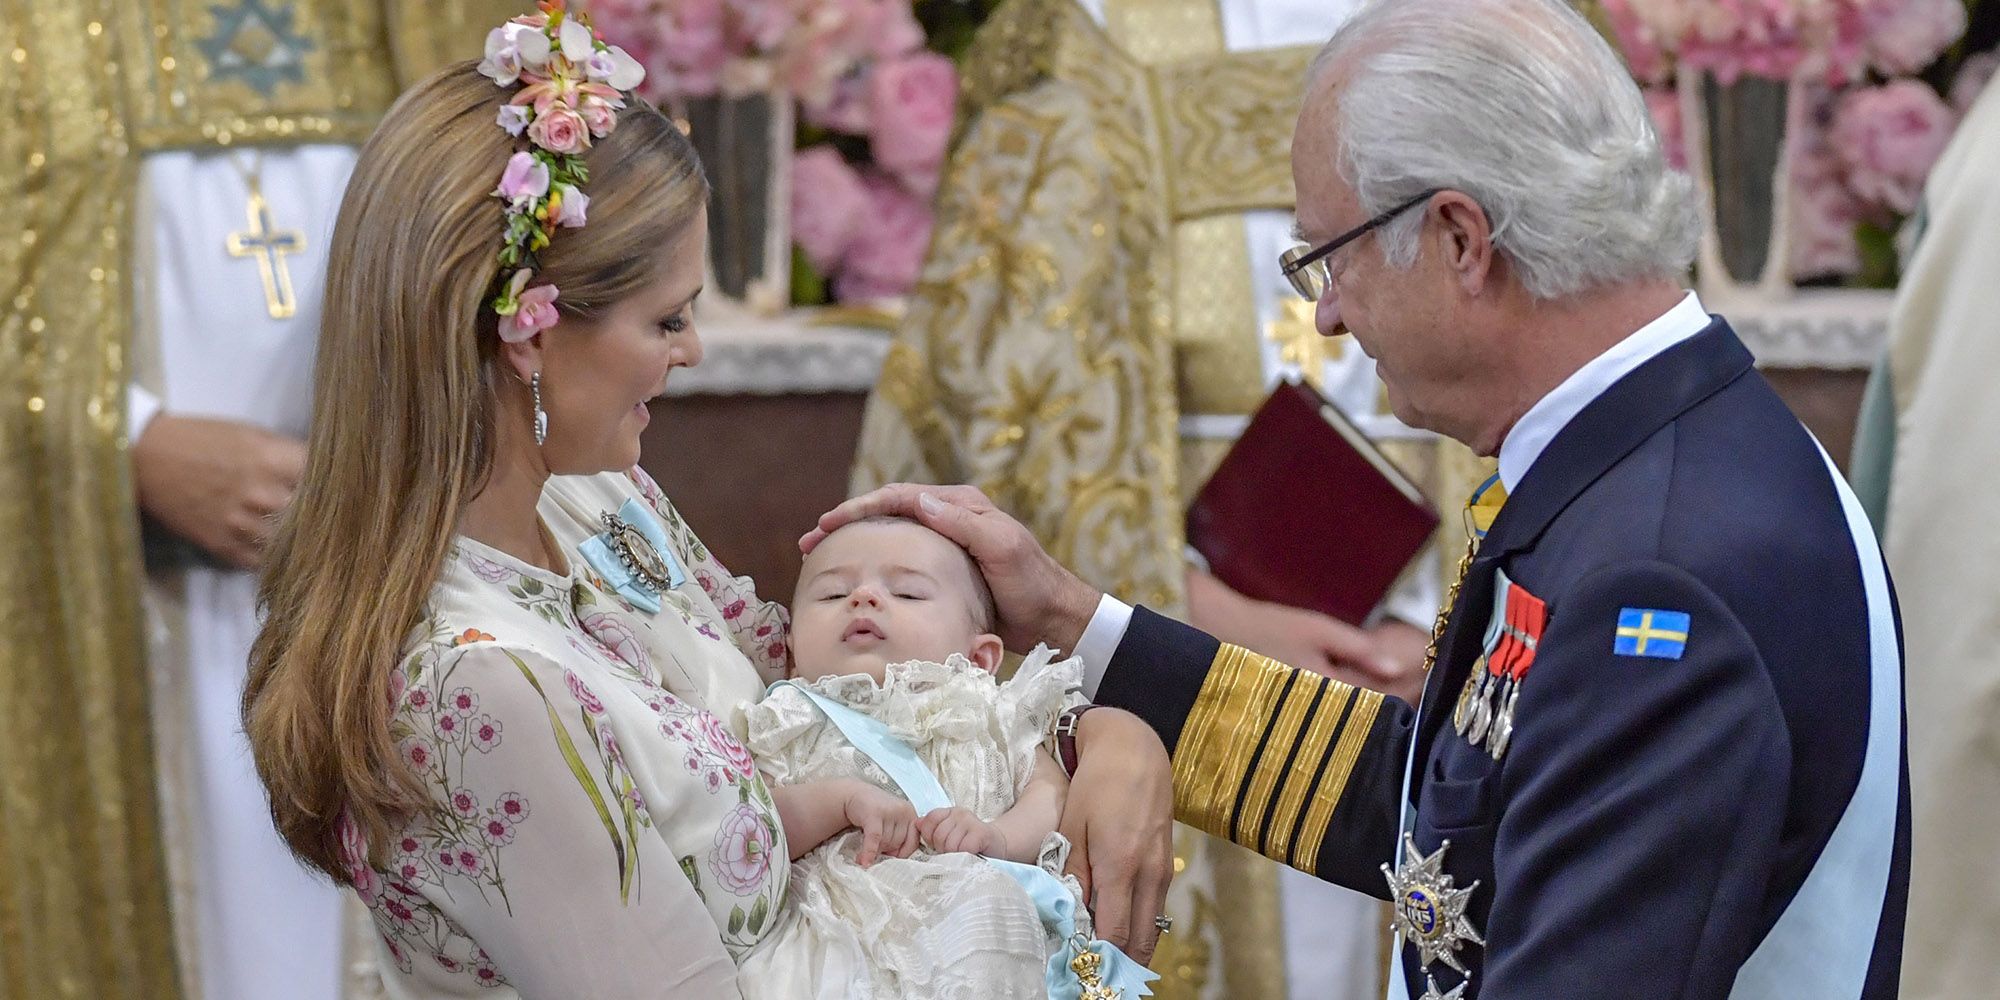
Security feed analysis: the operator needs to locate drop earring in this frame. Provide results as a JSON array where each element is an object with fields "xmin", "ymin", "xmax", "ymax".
[{"xmin": 531, "ymin": 371, "xmax": 548, "ymax": 446}]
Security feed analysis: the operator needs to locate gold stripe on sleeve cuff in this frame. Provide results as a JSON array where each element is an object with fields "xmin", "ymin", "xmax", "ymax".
[{"xmin": 1170, "ymin": 643, "xmax": 1382, "ymax": 869}]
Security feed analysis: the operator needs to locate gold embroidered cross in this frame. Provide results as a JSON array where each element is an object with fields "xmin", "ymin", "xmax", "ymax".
[
  {"xmin": 1264, "ymin": 297, "xmax": 1341, "ymax": 394},
  {"xmin": 226, "ymin": 180, "xmax": 305, "ymax": 319}
]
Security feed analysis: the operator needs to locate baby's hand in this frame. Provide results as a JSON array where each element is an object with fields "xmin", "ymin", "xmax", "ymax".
[
  {"xmin": 844, "ymin": 782, "xmax": 919, "ymax": 866},
  {"xmin": 919, "ymin": 806, "xmax": 1005, "ymax": 857}
]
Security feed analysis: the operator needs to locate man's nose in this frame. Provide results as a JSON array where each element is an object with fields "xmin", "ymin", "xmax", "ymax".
[{"xmin": 1315, "ymin": 288, "xmax": 1348, "ymax": 338}]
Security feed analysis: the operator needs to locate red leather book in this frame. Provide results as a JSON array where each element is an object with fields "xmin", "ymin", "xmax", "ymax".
[{"xmin": 1187, "ymin": 378, "xmax": 1441, "ymax": 626}]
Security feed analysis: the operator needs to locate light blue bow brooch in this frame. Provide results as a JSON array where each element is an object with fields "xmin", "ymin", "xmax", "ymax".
[{"xmin": 577, "ymin": 498, "xmax": 687, "ymax": 615}]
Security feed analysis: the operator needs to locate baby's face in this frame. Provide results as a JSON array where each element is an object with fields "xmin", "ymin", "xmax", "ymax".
[{"xmin": 790, "ymin": 520, "xmax": 997, "ymax": 683}]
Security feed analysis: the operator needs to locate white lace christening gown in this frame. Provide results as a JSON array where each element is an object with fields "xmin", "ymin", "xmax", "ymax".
[{"xmin": 734, "ymin": 648, "xmax": 1086, "ymax": 1000}]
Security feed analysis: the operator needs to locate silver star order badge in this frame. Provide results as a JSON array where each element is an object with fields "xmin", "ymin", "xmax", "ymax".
[
  {"xmin": 1419, "ymin": 974, "xmax": 1470, "ymax": 1000},
  {"xmin": 1381, "ymin": 833, "xmax": 1485, "ymax": 975}
]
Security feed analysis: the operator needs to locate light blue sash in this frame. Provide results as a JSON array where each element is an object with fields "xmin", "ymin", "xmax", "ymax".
[
  {"xmin": 771, "ymin": 680, "xmax": 1158, "ymax": 999},
  {"xmin": 577, "ymin": 498, "xmax": 687, "ymax": 614}
]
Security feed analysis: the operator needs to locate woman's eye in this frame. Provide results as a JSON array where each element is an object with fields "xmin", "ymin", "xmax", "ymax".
[{"xmin": 659, "ymin": 314, "xmax": 689, "ymax": 334}]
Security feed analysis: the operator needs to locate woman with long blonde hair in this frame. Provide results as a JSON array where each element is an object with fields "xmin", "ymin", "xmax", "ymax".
[{"xmin": 242, "ymin": 7, "xmax": 1174, "ymax": 995}]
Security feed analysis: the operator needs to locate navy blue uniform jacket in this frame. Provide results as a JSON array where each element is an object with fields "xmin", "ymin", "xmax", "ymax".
[{"xmin": 1096, "ymin": 321, "xmax": 1908, "ymax": 997}]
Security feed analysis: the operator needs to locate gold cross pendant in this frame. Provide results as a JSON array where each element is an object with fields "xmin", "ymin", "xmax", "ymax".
[{"xmin": 226, "ymin": 180, "xmax": 305, "ymax": 319}]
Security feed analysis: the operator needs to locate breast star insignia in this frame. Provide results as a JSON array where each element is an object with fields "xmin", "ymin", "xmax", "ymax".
[
  {"xmin": 1419, "ymin": 974, "xmax": 1470, "ymax": 999},
  {"xmin": 1381, "ymin": 833, "xmax": 1485, "ymax": 976}
]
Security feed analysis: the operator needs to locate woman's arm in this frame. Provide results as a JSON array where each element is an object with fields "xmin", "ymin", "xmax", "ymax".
[
  {"xmin": 386, "ymin": 644, "xmax": 745, "ymax": 998},
  {"xmin": 770, "ymin": 778, "xmax": 920, "ymax": 865}
]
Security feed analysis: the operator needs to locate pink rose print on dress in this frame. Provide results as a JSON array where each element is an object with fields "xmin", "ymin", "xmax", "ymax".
[
  {"xmin": 495, "ymin": 792, "xmax": 531, "ymax": 825},
  {"xmin": 336, "ymin": 811, "xmax": 383, "ymax": 904},
  {"xmin": 700, "ymin": 713, "xmax": 757, "ymax": 781},
  {"xmin": 710, "ymin": 803, "xmax": 774, "ymax": 894},
  {"xmin": 765, "ymin": 641, "xmax": 787, "ymax": 663},
  {"xmin": 465, "ymin": 555, "xmax": 516, "ymax": 583},
  {"xmin": 697, "ymin": 571, "xmax": 717, "ymax": 595},
  {"xmin": 564, "ymin": 669, "xmax": 607, "ymax": 715},
  {"xmin": 580, "ymin": 612, "xmax": 650, "ymax": 671},
  {"xmin": 470, "ymin": 715, "xmax": 504, "ymax": 753},
  {"xmin": 721, "ymin": 598, "xmax": 747, "ymax": 620}
]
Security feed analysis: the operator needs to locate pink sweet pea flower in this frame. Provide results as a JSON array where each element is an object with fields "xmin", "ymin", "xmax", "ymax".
[
  {"xmin": 554, "ymin": 183, "xmax": 589, "ymax": 228},
  {"xmin": 497, "ymin": 270, "xmax": 563, "ymax": 342},
  {"xmin": 495, "ymin": 151, "xmax": 550, "ymax": 208},
  {"xmin": 497, "ymin": 104, "xmax": 532, "ymax": 137}
]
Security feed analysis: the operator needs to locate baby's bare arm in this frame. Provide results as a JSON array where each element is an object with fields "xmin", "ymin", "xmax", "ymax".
[{"xmin": 984, "ymin": 748, "xmax": 1070, "ymax": 863}]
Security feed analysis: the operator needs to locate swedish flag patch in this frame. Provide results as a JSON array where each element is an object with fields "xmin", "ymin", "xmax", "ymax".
[{"xmin": 1614, "ymin": 608, "xmax": 1690, "ymax": 660}]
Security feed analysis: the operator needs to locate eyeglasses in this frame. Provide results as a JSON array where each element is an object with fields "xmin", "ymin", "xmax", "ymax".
[{"xmin": 1279, "ymin": 188, "xmax": 1443, "ymax": 301}]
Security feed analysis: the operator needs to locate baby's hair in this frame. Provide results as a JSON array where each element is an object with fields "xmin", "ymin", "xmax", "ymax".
[{"xmin": 849, "ymin": 515, "xmax": 999, "ymax": 633}]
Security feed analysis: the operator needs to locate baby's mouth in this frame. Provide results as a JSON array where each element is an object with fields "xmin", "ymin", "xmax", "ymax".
[{"xmin": 842, "ymin": 618, "xmax": 886, "ymax": 644}]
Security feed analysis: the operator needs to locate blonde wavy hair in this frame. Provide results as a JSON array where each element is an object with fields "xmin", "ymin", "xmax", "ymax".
[{"xmin": 243, "ymin": 62, "xmax": 707, "ymax": 880}]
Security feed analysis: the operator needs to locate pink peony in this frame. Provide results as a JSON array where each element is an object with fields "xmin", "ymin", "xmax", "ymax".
[
  {"xmin": 867, "ymin": 51, "xmax": 958, "ymax": 194},
  {"xmin": 1830, "ymin": 79, "xmax": 1957, "ymax": 216},
  {"xmin": 1950, "ymin": 52, "xmax": 2000, "ymax": 116},
  {"xmin": 580, "ymin": 94, "xmax": 620, "ymax": 138},
  {"xmin": 1643, "ymin": 87, "xmax": 1687, "ymax": 172},
  {"xmin": 805, "ymin": 74, "xmax": 873, "ymax": 134},
  {"xmin": 528, "ymin": 104, "xmax": 591, "ymax": 155},
  {"xmin": 1865, "ymin": 0, "xmax": 1966, "ymax": 76},
  {"xmin": 833, "ymin": 173, "xmax": 934, "ymax": 302},
  {"xmin": 1789, "ymin": 133, "xmax": 1865, "ymax": 279},
  {"xmin": 790, "ymin": 145, "xmax": 869, "ymax": 273},
  {"xmin": 564, "ymin": 669, "xmax": 606, "ymax": 715},
  {"xmin": 709, "ymin": 802, "xmax": 775, "ymax": 893}
]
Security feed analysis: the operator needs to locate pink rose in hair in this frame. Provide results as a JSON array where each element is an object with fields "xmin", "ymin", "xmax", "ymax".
[
  {"xmin": 1865, "ymin": 0, "xmax": 1965, "ymax": 76},
  {"xmin": 790, "ymin": 146, "xmax": 868, "ymax": 273},
  {"xmin": 529, "ymin": 104, "xmax": 591, "ymax": 155},
  {"xmin": 867, "ymin": 52, "xmax": 958, "ymax": 195},
  {"xmin": 495, "ymin": 151, "xmax": 550, "ymax": 208},
  {"xmin": 834, "ymin": 172, "xmax": 933, "ymax": 302},
  {"xmin": 580, "ymin": 95, "xmax": 619, "ymax": 137},
  {"xmin": 1831, "ymin": 79, "xmax": 1956, "ymax": 216}
]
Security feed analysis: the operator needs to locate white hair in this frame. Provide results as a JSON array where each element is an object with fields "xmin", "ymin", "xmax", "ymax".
[{"xmin": 1306, "ymin": 0, "xmax": 1700, "ymax": 300}]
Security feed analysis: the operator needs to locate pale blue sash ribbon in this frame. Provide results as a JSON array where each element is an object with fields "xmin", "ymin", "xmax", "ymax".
[
  {"xmin": 771, "ymin": 681, "xmax": 1158, "ymax": 999},
  {"xmin": 577, "ymin": 498, "xmax": 687, "ymax": 615}
]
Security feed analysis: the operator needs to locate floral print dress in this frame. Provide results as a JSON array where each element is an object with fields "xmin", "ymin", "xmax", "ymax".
[{"xmin": 344, "ymin": 469, "xmax": 793, "ymax": 998}]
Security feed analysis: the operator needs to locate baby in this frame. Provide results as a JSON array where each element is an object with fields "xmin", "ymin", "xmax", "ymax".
[{"xmin": 734, "ymin": 516, "xmax": 1084, "ymax": 999}]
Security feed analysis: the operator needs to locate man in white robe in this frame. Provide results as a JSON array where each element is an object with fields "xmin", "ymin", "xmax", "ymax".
[{"xmin": 1850, "ymin": 78, "xmax": 2000, "ymax": 1000}]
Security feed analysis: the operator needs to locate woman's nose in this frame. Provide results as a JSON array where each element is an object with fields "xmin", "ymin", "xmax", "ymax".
[{"xmin": 675, "ymin": 325, "xmax": 704, "ymax": 368}]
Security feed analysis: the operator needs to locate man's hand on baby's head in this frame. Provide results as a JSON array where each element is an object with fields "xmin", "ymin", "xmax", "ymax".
[
  {"xmin": 843, "ymin": 781, "xmax": 920, "ymax": 866},
  {"xmin": 918, "ymin": 806, "xmax": 1004, "ymax": 858}
]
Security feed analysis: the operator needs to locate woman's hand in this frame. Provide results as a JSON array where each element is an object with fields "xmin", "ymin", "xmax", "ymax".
[
  {"xmin": 1057, "ymin": 708, "xmax": 1174, "ymax": 966},
  {"xmin": 843, "ymin": 782, "xmax": 920, "ymax": 867}
]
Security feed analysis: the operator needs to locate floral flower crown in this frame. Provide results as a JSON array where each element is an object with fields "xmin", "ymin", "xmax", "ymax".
[{"xmin": 478, "ymin": 0, "xmax": 646, "ymax": 342}]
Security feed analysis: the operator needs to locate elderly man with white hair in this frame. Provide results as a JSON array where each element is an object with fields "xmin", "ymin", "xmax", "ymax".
[{"xmin": 807, "ymin": 0, "xmax": 1910, "ymax": 996}]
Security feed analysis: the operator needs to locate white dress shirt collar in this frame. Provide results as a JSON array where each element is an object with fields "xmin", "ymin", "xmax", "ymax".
[{"xmin": 1496, "ymin": 291, "xmax": 1713, "ymax": 494}]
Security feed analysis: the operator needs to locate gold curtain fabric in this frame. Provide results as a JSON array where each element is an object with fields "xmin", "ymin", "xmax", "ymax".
[{"xmin": 0, "ymin": 3, "xmax": 516, "ymax": 998}]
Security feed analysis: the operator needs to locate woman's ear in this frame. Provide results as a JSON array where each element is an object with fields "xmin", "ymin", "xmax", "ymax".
[
  {"xmin": 967, "ymin": 633, "xmax": 1005, "ymax": 676},
  {"xmin": 498, "ymin": 329, "xmax": 549, "ymax": 385}
]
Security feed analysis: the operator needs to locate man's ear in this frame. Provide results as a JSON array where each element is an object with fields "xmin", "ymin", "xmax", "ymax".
[
  {"xmin": 1430, "ymin": 190, "xmax": 1496, "ymax": 296},
  {"xmin": 967, "ymin": 633, "xmax": 1005, "ymax": 676}
]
